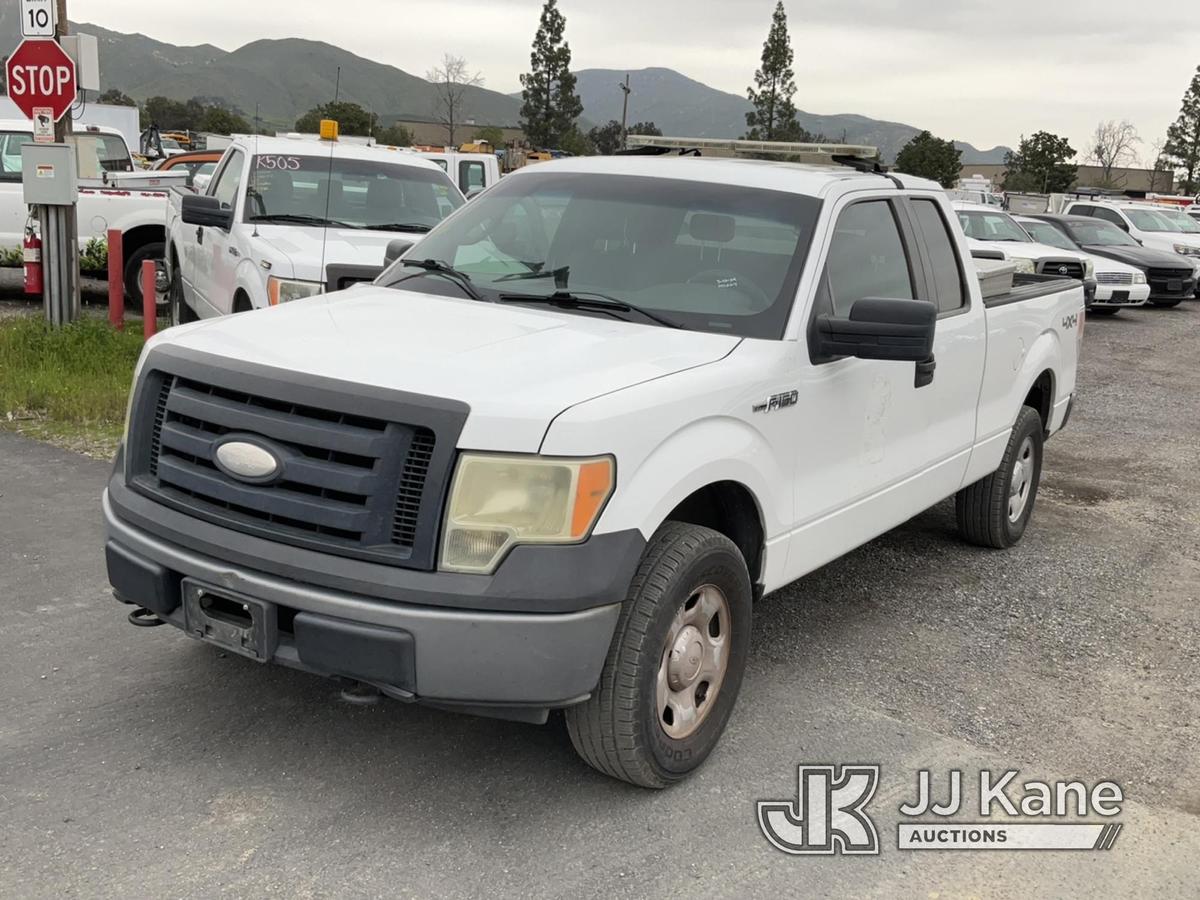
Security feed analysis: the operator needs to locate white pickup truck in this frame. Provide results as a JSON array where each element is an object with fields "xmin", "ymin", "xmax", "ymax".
[
  {"xmin": 164, "ymin": 136, "xmax": 465, "ymax": 319},
  {"xmin": 104, "ymin": 156, "xmax": 1083, "ymax": 788},
  {"xmin": 1, "ymin": 121, "xmax": 179, "ymax": 304}
]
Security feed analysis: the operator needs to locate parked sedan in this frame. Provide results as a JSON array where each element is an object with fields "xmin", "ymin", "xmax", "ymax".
[
  {"xmin": 1028, "ymin": 214, "xmax": 1198, "ymax": 308},
  {"xmin": 1015, "ymin": 216, "xmax": 1148, "ymax": 314}
]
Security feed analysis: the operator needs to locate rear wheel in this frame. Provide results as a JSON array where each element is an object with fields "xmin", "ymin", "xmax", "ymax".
[
  {"xmin": 956, "ymin": 406, "xmax": 1044, "ymax": 549},
  {"xmin": 565, "ymin": 523, "xmax": 751, "ymax": 788},
  {"xmin": 122, "ymin": 241, "xmax": 166, "ymax": 310}
]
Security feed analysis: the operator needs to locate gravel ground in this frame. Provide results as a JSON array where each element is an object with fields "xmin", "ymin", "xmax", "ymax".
[{"xmin": 1, "ymin": 301, "xmax": 1198, "ymax": 898}]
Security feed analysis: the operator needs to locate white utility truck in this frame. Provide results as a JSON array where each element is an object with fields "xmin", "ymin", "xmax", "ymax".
[
  {"xmin": 1, "ymin": 121, "xmax": 181, "ymax": 304},
  {"xmin": 105, "ymin": 156, "xmax": 1083, "ymax": 788},
  {"xmin": 165, "ymin": 135, "xmax": 465, "ymax": 318}
]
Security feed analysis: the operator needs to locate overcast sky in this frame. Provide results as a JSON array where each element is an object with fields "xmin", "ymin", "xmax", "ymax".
[{"xmin": 74, "ymin": 0, "xmax": 1199, "ymax": 159}]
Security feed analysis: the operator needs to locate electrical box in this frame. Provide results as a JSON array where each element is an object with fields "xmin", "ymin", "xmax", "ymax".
[
  {"xmin": 21, "ymin": 143, "xmax": 78, "ymax": 205},
  {"xmin": 61, "ymin": 34, "xmax": 100, "ymax": 92}
]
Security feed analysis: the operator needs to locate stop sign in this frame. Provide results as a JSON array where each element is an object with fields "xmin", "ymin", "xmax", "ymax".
[{"xmin": 5, "ymin": 39, "xmax": 77, "ymax": 122}]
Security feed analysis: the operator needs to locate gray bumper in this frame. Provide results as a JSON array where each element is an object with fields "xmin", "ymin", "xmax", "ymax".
[{"xmin": 104, "ymin": 489, "xmax": 625, "ymax": 714}]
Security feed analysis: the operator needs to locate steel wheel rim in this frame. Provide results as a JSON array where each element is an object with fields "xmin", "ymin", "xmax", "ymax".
[
  {"xmin": 1008, "ymin": 436, "xmax": 1035, "ymax": 523},
  {"xmin": 656, "ymin": 584, "xmax": 730, "ymax": 740}
]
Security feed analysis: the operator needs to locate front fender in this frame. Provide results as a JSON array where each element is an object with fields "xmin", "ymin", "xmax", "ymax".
[
  {"xmin": 595, "ymin": 415, "xmax": 789, "ymax": 550},
  {"xmin": 234, "ymin": 259, "xmax": 270, "ymax": 309}
]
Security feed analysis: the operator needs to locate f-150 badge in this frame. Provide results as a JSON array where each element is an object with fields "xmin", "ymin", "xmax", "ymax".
[{"xmin": 753, "ymin": 390, "xmax": 799, "ymax": 414}]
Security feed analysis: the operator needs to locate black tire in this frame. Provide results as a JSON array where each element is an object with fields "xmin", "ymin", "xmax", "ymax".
[
  {"xmin": 565, "ymin": 522, "xmax": 752, "ymax": 788},
  {"xmin": 122, "ymin": 241, "xmax": 166, "ymax": 309},
  {"xmin": 169, "ymin": 265, "xmax": 197, "ymax": 327},
  {"xmin": 233, "ymin": 293, "xmax": 253, "ymax": 314},
  {"xmin": 1149, "ymin": 298, "xmax": 1182, "ymax": 308},
  {"xmin": 956, "ymin": 406, "xmax": 1044, "ymax": 549},
  {"xmin": 1089, "ymin": 307, "xmax": 1119, "ymax": 316}
]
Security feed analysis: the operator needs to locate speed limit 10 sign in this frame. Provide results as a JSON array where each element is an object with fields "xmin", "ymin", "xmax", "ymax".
[{"xmin": 21, "ymin": 0, "xmax": 56, "ymax": 37}]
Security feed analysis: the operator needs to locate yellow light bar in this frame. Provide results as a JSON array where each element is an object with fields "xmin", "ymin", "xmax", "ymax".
[{"xmin": 319, "ymin": 119, "xmax": 339, "ymax": 141}]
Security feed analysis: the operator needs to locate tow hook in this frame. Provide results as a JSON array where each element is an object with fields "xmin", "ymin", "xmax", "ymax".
[
  {"xmin": 127, "ymin": 607, "xmax": 165, "ymax": 627},
  {"xmin": 337, "ymin": 679, "xmax": 382, "ymax": 706}
]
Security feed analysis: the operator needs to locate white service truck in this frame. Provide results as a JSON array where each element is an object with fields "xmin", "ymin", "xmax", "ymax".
[
  {"xmin": 105, "ymin": 156, "xmax": 1083, "ymax": 788},
  {"xmin": 165, "ymin": 136, "xmax": 465, "ymax": 318},
  {"xmin": 1, "ymin": 121, "xmax": 179, "ymax": 304}
]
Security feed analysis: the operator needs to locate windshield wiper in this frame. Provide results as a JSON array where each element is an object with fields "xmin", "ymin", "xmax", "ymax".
[
  {"xmin": 498, "ymin": 290, "xmax": 682, "ymax": 329},
  {"xmin": 371, "ymin": 223, "xmax": 434, "ymax": 233},
  {"xmin": 249, "ymin": 213, "xmax": 359, "ymax": 229},
  {"xmin": 388, "ymin": 259, "xmax": 490, "ymax": 303},
  {"xmin": 494, "ymin": 265, "xmax": 570, "ymax": 286}
]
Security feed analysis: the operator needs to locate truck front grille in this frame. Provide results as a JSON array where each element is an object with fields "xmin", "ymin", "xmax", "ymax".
[
  {"xmin": 1038, "ymin": 259, "xmax": 1085, "ymax": 279},
  {"xmin": 1095, "ymin": 272, "xmax": 1133, "ymax": 285},
  {"xmin": 128, "ymin": 356, "xmax": 466, "ymax": 571}
]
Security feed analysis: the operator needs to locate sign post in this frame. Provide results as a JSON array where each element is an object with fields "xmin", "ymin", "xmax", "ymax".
[{"xmin": 6, "ymin": 0, "xmax": 80, "ymax": 324}]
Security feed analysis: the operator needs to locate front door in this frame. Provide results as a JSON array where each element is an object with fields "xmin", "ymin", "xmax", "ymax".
[
  {"xmin": 784, "ymin": 193, "xmax": 985, "ymax": 579},
  {"xmin": 191, "ymin": 149, "xmax": 245, "ymax": 315}
]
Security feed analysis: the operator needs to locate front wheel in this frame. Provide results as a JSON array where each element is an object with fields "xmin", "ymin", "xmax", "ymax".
[
  {"xmin": 123, "ymin": 241, "xmax": 166, "ymax": 310},
  {"xmin": 565, "ymin": 522, "xmax": 752, "ymax": 788},
  {"xmin": 956, "ymin": 405, "xmax": 1045, "ymax": 549}
]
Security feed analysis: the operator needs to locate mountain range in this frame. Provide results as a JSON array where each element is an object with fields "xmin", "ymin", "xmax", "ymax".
[{"xmin": 0, "ymin": 2, "xmax": 1008, "ymax": 163}]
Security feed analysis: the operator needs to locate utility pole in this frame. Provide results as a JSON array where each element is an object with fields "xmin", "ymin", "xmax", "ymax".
[
  {"xmin": 49, "ymin": 0, "xmax": 80, "ymax": 322},
  {"xmin": 618, "ymin": 74, "xmax": 631, "ymax": 150}
]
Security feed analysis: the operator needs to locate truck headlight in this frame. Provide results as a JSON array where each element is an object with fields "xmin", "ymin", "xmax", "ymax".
[
  {"xmin": 1132, "ymin": 271, "xmax": 1147, "ymax": 285},
  {"xmin": 267, "ymin": 277, "xmax": 323, "ymax": 305},
  {"xmin": 1173, "ymin": 243, "xmax": 1200, "ymax": 257},
  {"xmin": 1084, "ymin": 259, "xmax": 1095, "ymax": 279},
  {"xmin": 440, "ymin": 454, "xmax": 615, "ymax": 574},
  {"xmin": 1013, "ymin": 258, "xmax": 1036, "ymax": 275}
]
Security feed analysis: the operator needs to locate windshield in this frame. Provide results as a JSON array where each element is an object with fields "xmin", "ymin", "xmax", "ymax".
[
  {"xmin": 69, "ymin": 133, "xmax": 134, "ymax": 175},
  {"xmin": 1147, "ymin": 207, "xmax": 1200, "ymax": 234},
  {"xmin": 1065, "ymin": 221, "xmax": 1140, "ymax": 247},
  {"xmin": 378, "ymin": 172, "xmax": 821, "ymax": 338},
  {"xmin": 1020, "ymin": 221, "xmax": 1077, "ymax": 251},
  {"xmin": 957, "ymin": 210, "xmax": 1031, "ymax": 242},
  {"xmin": 246, "ymin": 154, "xmax": 464, "ymax": 230},
  {"xmin": 1124, "ymin": 209, "xmax": 1178, "ymax": 233}
]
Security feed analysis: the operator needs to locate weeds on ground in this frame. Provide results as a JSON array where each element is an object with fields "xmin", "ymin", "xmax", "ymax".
[{"xmin": 0, "ymin": 317, "xmax": 143, "ymax": 457}]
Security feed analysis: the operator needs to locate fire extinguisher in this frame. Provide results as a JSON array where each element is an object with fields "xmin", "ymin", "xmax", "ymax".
[{"xmin": 23, "ymin": 227, "xmax": 43, "ymax": 296}]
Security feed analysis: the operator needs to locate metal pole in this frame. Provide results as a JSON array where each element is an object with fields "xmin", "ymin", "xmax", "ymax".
[
  {"xmin": 43, "ymin": 0, "xmax": 79, "ymax": 324},
  {"xmin": 619, "ymin": 75, "xmax": 631, "ymax": 151}
]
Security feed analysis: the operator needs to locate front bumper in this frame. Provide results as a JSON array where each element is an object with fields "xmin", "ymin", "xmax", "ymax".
[
  {"xmin": 104, "ymin": 484, "xmax": 641, "ymax": 718},
  {"xmin": 1092, "ymin": 282, "xmax": 1150, "ymax": 307}
]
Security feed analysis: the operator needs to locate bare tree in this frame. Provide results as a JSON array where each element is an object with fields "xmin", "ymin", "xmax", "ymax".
[
  {"xmin": 427, "ymin": 54, "xmax": 484, "ymax": 148},
  {"xmin": 1145, "ymin": 138, "xmax": 1174, "ymax": 193},
  {"xmin": 1088, "ymin": 120, "xmax": 1141, "ymax": 186}
]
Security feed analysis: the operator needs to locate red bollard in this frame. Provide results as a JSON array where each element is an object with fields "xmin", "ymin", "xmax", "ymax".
[
  {"xmin": 107, "ymin": 229, "xmax": 124, "ymax": 331},
  {"xmin": 141, "ymin": 260, "xmax": 157, "ymax": 340}
]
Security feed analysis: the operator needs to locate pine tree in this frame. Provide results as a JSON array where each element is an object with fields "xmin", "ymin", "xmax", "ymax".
[
  {"xmin": 744, "ymin": 2, "xmax": 802, "ymax": 142},
  {"xmin": 894, "ymin": 131, "xmax": 963, "ymax": 188},
  {"xmin": 1164, "ymin": 66, "xmax": 1200, "ymax": 193},
  {"xmin": 519, "ymin": 0, "xmax": 584, "ymax": 149}
]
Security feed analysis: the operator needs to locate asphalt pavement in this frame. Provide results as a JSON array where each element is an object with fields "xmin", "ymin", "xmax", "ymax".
[{"xmin": 2, "ymin": 302, "xmax": 1199, "ymax": 898}]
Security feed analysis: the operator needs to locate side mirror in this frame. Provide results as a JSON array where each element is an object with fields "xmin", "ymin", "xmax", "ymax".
[
  {"xmin": 465, "ymin": 187, "xmax": 484, "ymax": 200},
  {"xmin": 181, "ymin": 194, "xmax": 233, "ymax": 229},
  {"xmin": 814, "ymin": 298, "xmax": 937, "ymax": 362},
  {"xmin": 384, "ymin": 238, "xmax": 415, "ymax": 267}
]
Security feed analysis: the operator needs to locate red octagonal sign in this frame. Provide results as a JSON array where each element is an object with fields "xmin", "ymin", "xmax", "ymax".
[{"xmin": 5, "ymin": 39, "xmax": 77, "ymax": 123}]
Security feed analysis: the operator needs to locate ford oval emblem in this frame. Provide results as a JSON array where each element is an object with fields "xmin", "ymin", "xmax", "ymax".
[{"xmin": 214, "ymin": 439, "xmax": 282, "ymax": 483}]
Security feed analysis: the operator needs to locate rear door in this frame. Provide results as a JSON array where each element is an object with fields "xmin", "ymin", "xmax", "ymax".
[{"xmin": 784, "ymin": 192, "xmax": 985, "ymax": 578}]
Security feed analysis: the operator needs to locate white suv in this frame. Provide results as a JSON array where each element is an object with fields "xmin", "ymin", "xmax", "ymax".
[{"xmin": 1064, "ymin": 201, "xmax": 1200, "ymax": 264}]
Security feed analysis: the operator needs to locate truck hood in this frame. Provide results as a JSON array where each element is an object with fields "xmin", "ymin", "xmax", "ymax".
[
  {"xmin": 1083, "ymin": 243, "xmax": 1197, "ymax": 270},
  {"xmin": 254, "ymin": 225, "xmax": 407, "ymax": 280},
  {"xmin": 156, "ymin": 287, "xmax": 741, "ymax": 451},
  {"xmin": 967, "ymin": 237, "xmax": 1088, "ymax": 264}
]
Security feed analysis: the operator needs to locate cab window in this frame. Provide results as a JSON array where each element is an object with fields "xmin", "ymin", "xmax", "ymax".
[
  {"xmin": 819, "ymin": 200, "xmax": 915, "ymax": 319},
  {"xmin": 209, "ymin": 151, "xmax": 245, "ymax": 210},
  {"xmin": 911, "ymin": 199, "xmax": 967, "ymax": 313},
  {"xmin": 459, "ymin": 160, "xmax": 486, "ymax": 193}
]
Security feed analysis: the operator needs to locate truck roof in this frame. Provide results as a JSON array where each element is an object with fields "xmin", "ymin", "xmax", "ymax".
[
  {"xmin": 227, "ymin": 134, "xmax": 446, "ymax": 172},
  {"xmin": 508, "ymin": 155, "xmax": 941, "ymax": 198},
  {"xmin": 0, "ymin": 119, "xmax": 123, "ymax": 138}
]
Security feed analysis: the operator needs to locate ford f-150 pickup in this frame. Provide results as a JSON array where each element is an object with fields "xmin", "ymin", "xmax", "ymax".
[
  {"xmin": 164, "ymin": 135, "xmax": 465, "ymax": 319},
  {"xmin": 104, "ymin": 156, "xmax": 1083, "ymax": 788}
]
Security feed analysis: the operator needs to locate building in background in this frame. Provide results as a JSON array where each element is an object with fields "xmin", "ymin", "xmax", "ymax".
[{"xmin": 959, "ymin": 163, "xmax": 1176, "ymax": 195}]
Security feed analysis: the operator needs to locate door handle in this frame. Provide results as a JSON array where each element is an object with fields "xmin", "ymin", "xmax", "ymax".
[
  {"xmin": 196, "ymin": 227, "xmax": 204, "ymax": 245},
  {"xmin": 228, "ymin": 246, "xmax": 240, "ymax": 258}
]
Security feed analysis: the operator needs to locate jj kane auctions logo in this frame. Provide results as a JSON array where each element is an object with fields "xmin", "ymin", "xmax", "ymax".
[{"xmin": 758, "ymin": 766, "xmax": 1124, "ymax": 854}]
